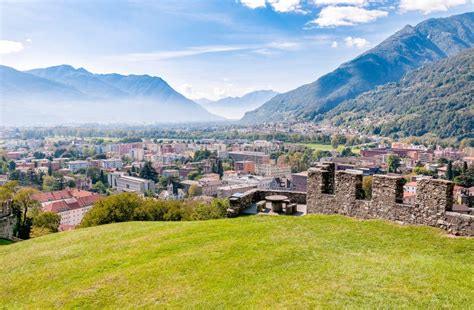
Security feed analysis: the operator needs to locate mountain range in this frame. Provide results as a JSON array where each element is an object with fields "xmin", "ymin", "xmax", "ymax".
[
  {"xmin": 241, "ymin": 12, "xmax": 474, "ymax": 124},
  {"xmin": 0, "ymin": 65, "xmax": 222, "ymax": 125},
  {"xmin": 325, "ymin": 48, "xmax": 473, "ymax": 139},
  {"xmin": 197, "ymin": 90, "xmax": 278, "ymax": 119}
]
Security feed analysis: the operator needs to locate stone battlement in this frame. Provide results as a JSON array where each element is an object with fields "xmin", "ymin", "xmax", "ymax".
[
  {"xmin": 307, "ymin": 163, "xmax": 473, "ymax": 236},
  {"xmin": 0, "ymin": 200, "xmax": 15, "ymax": 240}
]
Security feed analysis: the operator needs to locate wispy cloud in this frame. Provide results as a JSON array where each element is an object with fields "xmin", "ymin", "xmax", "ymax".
[
  {"xmin": 110, "ymin": 45, "xmax": 253, "ymax": 62},
  {"xmin": 110, "ymin": 40, "xmax": 303, "ymax": 62},
  {"xmin": 0, "ymin": 40, "xmax": 24, "ymax": 55}
]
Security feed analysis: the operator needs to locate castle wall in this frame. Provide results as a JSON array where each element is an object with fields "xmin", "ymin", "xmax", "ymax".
[
  {"xmin": 307, "ymin": 163, "xmax": 473, "ymax": 236},
  {"xmin": 0, "ymin": 201, "xmax": 15, "ymax": 240}
]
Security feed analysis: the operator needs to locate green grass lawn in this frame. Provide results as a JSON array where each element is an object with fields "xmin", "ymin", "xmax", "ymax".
[
  {"xmin": 303, "ymin": 143, "xmax": 335, "ymax": 151},
  {"xmin": 302, "ymin": 143, "xmax": 361, "ymax": 154},
  {"xmin": 0, "ymin": 215, "xmax": 473, "ymax": 308}
]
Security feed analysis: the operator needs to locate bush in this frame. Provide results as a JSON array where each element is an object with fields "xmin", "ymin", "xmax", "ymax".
[
  {"xmin": 33, "ymin": 211, "xmax": 61, "ymax": 233},
  {"xmin": 79, "ymin": 193, "xmax": 227, "ymax": 228},
  {"xmin": 191, "ymin": 199, "xmax": 229, "ymax": 221}
]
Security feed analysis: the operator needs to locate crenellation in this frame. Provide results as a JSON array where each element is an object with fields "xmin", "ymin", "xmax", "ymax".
[{"xmin": 308, "ymin": 163, "xmax": 473, "ymax": 236}]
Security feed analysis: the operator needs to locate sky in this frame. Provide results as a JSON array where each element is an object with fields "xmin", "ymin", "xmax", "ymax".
[{"xmin": 0, "ymin": 0, "xmax": 472, "ymax": 100}]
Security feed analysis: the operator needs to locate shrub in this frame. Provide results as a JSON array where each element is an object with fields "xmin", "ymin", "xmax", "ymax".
[{"xmin": 79, "ymin": 193, "xmax": 227, "ymax": 228}]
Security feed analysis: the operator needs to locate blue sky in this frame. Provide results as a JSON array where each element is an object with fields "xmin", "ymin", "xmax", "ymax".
[{"xmin": 0, "ymin": 0, "xmax": 472, "ymax": 100}]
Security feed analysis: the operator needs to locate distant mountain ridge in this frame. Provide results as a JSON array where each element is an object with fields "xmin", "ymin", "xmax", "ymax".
[
  {"xmin": 1, "ymin": 65, "xmax": 222, "ymax": 125},
  {"xmin": 198, "ymin": 90, "xmax": 278, "ymax": 119},
  {"xmin": 241, "ymin": 12, "xmax": 474, "ymax": 123},
  {"xmin": 326, "ymin": 48, "xmax": 474, "ymax": 139}
]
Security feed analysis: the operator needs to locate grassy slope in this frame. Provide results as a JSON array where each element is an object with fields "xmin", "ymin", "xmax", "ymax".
[{"xmin": 0, "ymin": 215, "xmax": 473, "ymax": 308}]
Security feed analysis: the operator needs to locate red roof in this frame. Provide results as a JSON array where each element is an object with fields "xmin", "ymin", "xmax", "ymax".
[
  {"xmin": 33, "ymin": 189, "xmax": 97, "ymax": 203},
  {"xmin": 40, "ymin": 191, "xmax": 100, "ymax": 213}
]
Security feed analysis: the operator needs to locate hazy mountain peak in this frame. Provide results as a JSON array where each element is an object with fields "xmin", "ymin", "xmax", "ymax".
[
  {"xmin": 199, "ymin": 89, "xmax": 278, "ymax": 119},
  {"xmin": 2, "ymin": 64, "xmax": 223, "ymax": 125}
]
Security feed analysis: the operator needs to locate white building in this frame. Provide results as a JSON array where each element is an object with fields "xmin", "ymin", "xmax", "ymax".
[
  {"xmin": 101, "ymin": 158, "xmax": 123, "ymax": 170},
  {"xmin": 130, "ymin": 148, "xmax": 145, "ymax": 161},
  {"xmin": 223, "ymin": 174, "xmax": 273, "ymax": 190},
  {"xmin": 67, "ymin": 160, "xmax": 89, "ymax": 173},
  {"xmin": 109, "ymin": 172, "xmax": 155, "ymax": 195},
  {"xmin": 256, "ymin": 164, "xmax": 292, "ymax": 178}
]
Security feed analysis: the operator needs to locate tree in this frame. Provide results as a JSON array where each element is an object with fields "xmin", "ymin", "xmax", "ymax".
[
  {"xmin": 387, "ymin": 155, "xmax": 401, "ymax": 173},
  {"xmin": 92, "ymin": 181, "xmax": 107, "ymax": 194},
  {"xmin": 32, "ymin": 211, "xmax": 60, "ymax": 234},
  {"xmin": 86, "ymin": 167, "xmax": 101, "ymax": 184},
  {"xmin": 446, "ymin": 161, "xmax": 454, "ymax": 180},
  {"xmin": 462, "ymin": 161, "xmax": 468, "ymax": 174},
  {"xmin": 8, "ymin": 160, "xmax": 16, "ymax": 171},
  {"xmin": 79, "ymin": 193, "xmax": 142, "ymax": 227},
  {"xmin": 47, "ymin": 163, "xmax": 53, "ymax": 176},
  {"xmin": 140, "ymin": 161, "xmax": 158, "ymax": 181},
  {"xmin": 331, "ymin": 136, "xmax": 339, "ymax": 149},
  {"xmin": 188, "ymin": 184, "xmax": 202, "ymax": 197},
  {"xmin": 454, "ymin": 166, "xmax": 474, "ymax": 187},
  {"xmin": 340, "ymin": 147, "xmax": 355, "ymax": 157},
  {"xmin": 52, "ymin": 176, "xmax": 65, "ymax": 191},
  {"xmin": 437, "ymin": 157, "xmax": 448, "ymax": 165},
  {"xmin": 12, "ymin": 188, "xmax": 40, "ymax": 239},
  {"xmin": 187, "ymin": 171, "xmax": 201, "ymax": 180},
  {"xmin": 42, "ymin": 175, "xmax": 55, "ymax": 191},
  {"xmin": 362, "ymin": 176, "xmax": 373, "ymax": 199},
  {"xmin": 191, "ymin": 198, "xmax": 228, "ymax": 220},
  {"xmin": 216, "ymin": 159, "xmax": 224, "ymax": 178}
]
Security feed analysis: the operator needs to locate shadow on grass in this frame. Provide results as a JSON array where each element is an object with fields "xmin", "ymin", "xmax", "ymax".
[{"xmin": 0, "ymin": 238, "xmax": 14, "ymax": 246}]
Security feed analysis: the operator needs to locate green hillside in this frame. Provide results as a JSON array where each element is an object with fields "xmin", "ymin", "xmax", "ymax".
[
  {"xmin": 326, "ymin": 48, "xmax": 474, "ymax": 139},
  {"xmin": 241, "ymin": 12, "xmax": 474, "ymax": 124},
  {"xmin": 1, "ymin": 216, "xmax": 473, "ymax": 308}
]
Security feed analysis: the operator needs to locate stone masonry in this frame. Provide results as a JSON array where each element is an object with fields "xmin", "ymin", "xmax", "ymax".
[
  {"xmin": 307, "ymin": 163, "xmax": 473, "ymax": 236},
  {"xmin": 0, "ymin": 200, "xmax": 15, "ymax": 240}
]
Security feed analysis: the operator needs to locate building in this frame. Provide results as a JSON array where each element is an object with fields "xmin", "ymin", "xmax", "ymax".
[
  {"xmin": 223, "ymin": 174, "xmax": 273, "ymax": 190},
  {"xmin": 67, "ymin": 160, "xmax": 89, "ymax": 173},
  {"xmin": 33, "ymin": 189, "xmax": 101, "ymax": 229},
  {"xmin": 291, "ymin": 171, "xmax": 308, "ymax": 192},
  {"xmin": 130, "ymin": 148, "xmax": 145, "ymax": 161},
  {"xmin": 404, "ymin": 181, "xmax": 417, "ymax": 193},
  {"xmin": 256, "ymin": 164, "xmax": 292, "ymax": 178},
  {"xmin": 43, "ymin": 195, "xmax": 101, "ymax": 227},
  {"xmin": 108, "ymin": 172, "xmax": 155, "ymax": 195},
  {"xmin": 101, "ymin": 158, "xmax": 123, "ymax": 170},
  {"xmin": 234, "ymin": 161, "xmax": 256, "ymax": 174},
  {"xmin": 228, "ymin": 151, "xmax": 270, "ymax": 165},
  {"xmin": 162, "ymin": 169, "xmax": 180, "ymax": 178}
]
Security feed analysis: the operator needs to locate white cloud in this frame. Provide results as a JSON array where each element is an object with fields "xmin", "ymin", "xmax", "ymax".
[
  {"xmin": 311, "ymin": 5, "xmax": 388, "ymax": 27},
  {"xmin": 344, "ymin": 36, "xmax": 370, "ymax": 48},
  {"xmin": 268, "ymin": 0, "xmax": 303, "ymax": 13},
  {"xmin": 399, "ymin": 0, "xmax": 466, "ymax": 14},
  {"xmin": 240, "ymin": 0, "xmax": 266, "ymax": 9},
  {"xmin": 313, "ymin": 0, "xmax": 367, "ymax": 6},
  {"xmin": 240, "ymin": 0, "xmax": 305, "ymax": 13},
  {"xmin": 0, "ymin": 40, "xmax": 24, "ymax": 55},
  {"xmin": 331, "ymin": 40, "xmax": 339, "ymax": 48}
]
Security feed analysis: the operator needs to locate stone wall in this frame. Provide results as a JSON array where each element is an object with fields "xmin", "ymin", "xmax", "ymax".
[
  {"xmin": 307, "ymin": 163, "xmax": 473, "ymax": 236},
  {"xmin": 0, "ymin": 201, "xmax": 15, "ymax": 240},
  {"xmin": 227, "ymin": 189, "xmax": 306, "ymax": 217}
]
